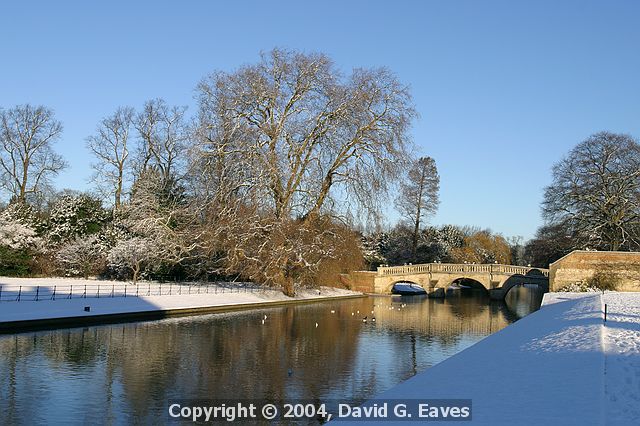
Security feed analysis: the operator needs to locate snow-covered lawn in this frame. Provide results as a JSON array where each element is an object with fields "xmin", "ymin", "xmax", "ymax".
[
  {"xmin": 337, "ymin": 292, "xmax": 640, "ymax": 425},
  {"xmin": 603, "ymin": 292, "xmax": 640, "ymax": 425},
  {"xmin": 0, "ymin": 276, "xmax": 360, "ymax": 324}
]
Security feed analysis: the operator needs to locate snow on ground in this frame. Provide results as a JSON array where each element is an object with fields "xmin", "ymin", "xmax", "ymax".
[
  {"xmin": 334, "ymin": 293, "xmax": 606, "ymax": 425},
  {"xmin": 602, "ymin": 292, "xmax": 640, "ymax": 425},
  {"xmin": 334, "ymin": 291, "xmax": 640, "ymax": 425},
  {"xmin": 0, "ymin": 276, "xmax": 360, "ymax": 324}
]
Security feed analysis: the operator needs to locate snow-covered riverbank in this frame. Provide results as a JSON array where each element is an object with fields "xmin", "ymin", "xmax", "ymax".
[
  {"xmin": 0, "ymin": 277, "xmax": 362, "ymax": 331},
  {"xmin": 344, "ymin": 291, "xmax": 639, "ymax": 425}
]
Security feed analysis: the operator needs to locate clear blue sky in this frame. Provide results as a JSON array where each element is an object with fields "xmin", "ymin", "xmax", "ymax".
[{"xmin": 1, "ymin": 0, "xmax": 639, "ymax": 240}]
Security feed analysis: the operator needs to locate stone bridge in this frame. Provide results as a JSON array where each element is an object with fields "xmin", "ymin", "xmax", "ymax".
[{"xmin": 344, "ymin": 263, "xmax": 549, "ymax": 300}]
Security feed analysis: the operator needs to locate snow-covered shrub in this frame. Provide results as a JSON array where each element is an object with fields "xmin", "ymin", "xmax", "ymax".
[
  {"xmin": 361, "ymin": 233, "xmax": 387, "ymax": 267},
  {"xmin": 557, "ymin": 281, "xmax": 600, "ymax": 292},
  {"xmin": 106, "ymin": 237, "xmax": 159, "ymax": 283},
  {"xmin": 56, "ymin": 235, "xmax": 107, "ymax": 278},
  {"xmin": 46, "ymin": 193, "xmax": 108, "ymax": 245},
  {"xmin": 0, "ymin": 217, "xmax": 42, "ymax": 250},
  {"xmin": 0, "ymin": 204, "xmax": 44, "ymax": 276}
]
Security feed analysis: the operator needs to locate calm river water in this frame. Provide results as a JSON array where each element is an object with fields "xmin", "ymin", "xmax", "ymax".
[{"xmin": 0, "ymin": 288, "xmax": 543, "ymax": 425}]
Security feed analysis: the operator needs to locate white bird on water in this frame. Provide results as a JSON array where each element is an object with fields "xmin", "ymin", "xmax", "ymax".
[
  {"xmin": 331, "ymin": 310, "xmax": 335, "ymax": 314},
  {"xmin": 315, "ymin": 322, "xmax": 319, "ymax": 328}
]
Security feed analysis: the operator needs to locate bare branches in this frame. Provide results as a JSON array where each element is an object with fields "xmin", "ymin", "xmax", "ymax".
[
  {"xmin": 189, "ymin": 48, "xmax": 416, "ymax": 292},
  {"xmin": 134, "ymin": 99, "xmax": 189, "ymax": 185},
  {"xmin": 195, "ymin": 48, "xmax": 417, "ymax": 222},
  {"xmin": 0, "ymin": 105, "xmax": 66, "ymax": 203},
  {"xmin": 542, "ymin": 131, "xmax": 640, "ymax": 251},
  {"xmin": 86, "ymin": 107, "xmax": 135, "ymax": 209}
]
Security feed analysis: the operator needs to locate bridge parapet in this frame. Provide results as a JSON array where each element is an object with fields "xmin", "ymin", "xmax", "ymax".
[{"xmin": 377, "ymin": 263, "xmax": 549, "ymax": 277}]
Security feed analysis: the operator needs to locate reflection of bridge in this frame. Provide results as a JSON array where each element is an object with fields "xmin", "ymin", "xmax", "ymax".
[{"xmin": 346, "ymin": 263, "xmax": 549, "ymax": 300}]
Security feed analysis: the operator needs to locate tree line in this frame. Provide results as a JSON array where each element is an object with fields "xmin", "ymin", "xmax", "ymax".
[
  {"xmin": 0, "ymin": 49, "xmax": 429, "ymax": 295},
  {"xmin": 2, "ymin": 49, "xmax": 637, "ymax": 293}
]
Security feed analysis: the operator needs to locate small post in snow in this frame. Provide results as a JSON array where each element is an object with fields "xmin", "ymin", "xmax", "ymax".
[{"xmin": 604, "ymin": 304, "xmax": 607, "ymax": 323}]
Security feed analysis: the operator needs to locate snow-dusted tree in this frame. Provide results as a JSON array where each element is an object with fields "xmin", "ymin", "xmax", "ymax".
[
  {"xmin": 379, "ymin": 224, "xmax": 414, "ymax": 265},
  {"xmin": 107, "ymin": 236, "xmax": 158, "ymax": 283},
  {"xmin": 0, "ymin": 200, "xmax": 44, "ymax": 233},
  {"xmin": 0, "ymin": 203, "xmax": 43, "ymax": 276},
  {"xmin": 46, "ymin": 192, "xmax": 108, "ymax": 245},
  {"xmin": 0, "ymin": 211, "xmax": 42, "ymax": 250},
  {"xmin": 373, "ymin": 224, "xmax": 467, "ymax": 266},
  {"xmin": 110, "ymin": 169, "xmax": 202, "ymax": 280},
  {"xmin": 86, "ymin": 107, "xmax": 134, "ymax": 209},
  {"xmin": 56, "ymin": 235, "xmax": 106, "ymax": 278},
  {"xmin": 395, "ymin": 156, "xmax": 439, "ymax": 258},
  {"xmin": 0, "ymin": 105, "xmax": 67, "ymax": 203},
  {"xmin": 434, "ymin": 225, "xmax": 465, "ymax": 255},
  {"xmin": 360, "ymin": 233, "xmax": 388, "ymax": 268},
  {"xmin": 543, "ymin": 131, "xmax": 640, "ymax": 251}
]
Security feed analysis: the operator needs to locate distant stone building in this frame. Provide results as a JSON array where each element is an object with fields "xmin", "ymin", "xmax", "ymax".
[{"xmin": 549, "ymin": 250, "xmax": 640, "ymax": 291}]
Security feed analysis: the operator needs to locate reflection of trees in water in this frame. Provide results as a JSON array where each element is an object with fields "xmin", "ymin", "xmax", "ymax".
[
  {"xmin": 0, "ymin": 303, "xmax": 363, "ymax": 420},
  {"xmin": 372, "ymin": 295, "xmax": 513, "ymax": 347},
  {"xmin": 0, "ymin": 336, "xmax": 23, "ymax": 424},
  {"xmin": 0, "ymin": 294, "xmax": 539, "ymax": 422}
]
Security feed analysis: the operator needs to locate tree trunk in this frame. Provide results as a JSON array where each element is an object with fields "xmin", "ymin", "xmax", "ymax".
[
  {"xmin": 411, "ymin": 168, "xmax": 426, "ymax": 260},
  {"xmin": 132, "ymin": 265, "xmax": 140, "ymax": 284},
  {"xmin": 282, "ymin": 276, "xmax": 295, "ymax": 297}
]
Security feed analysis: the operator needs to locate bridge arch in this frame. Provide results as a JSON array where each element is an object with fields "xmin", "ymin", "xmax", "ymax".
[
  {"xmin": 445, "ymin": 277, "xmax": 490, "ymax": 294},
  {"xmin": 384, "ymin": 280, "xmax": 425, "ymax": 294},
  {"xmin": 501, "ymin": 274, "xmax": 548, "ymax": 298}
]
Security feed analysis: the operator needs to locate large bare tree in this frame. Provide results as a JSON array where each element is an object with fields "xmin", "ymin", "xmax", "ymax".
[
  {"xmin": 542, "ymin": 131, "xmax": 640, "ymax": 251},
  {"xmin": 0, "ymin": 105, "xmax": 66, "ymax": 202},
  {"xmin": 395, "ymin": 156, "xmax": 439, "ymax": 259},
  {"xmin": 196, "ymin": 48, "xmax": 416, "ymax": 221},
  {"xmin": 193, "ymin": 49, "xmax": 417, "ymax": 294},
  {"xmin": 86, "ymin": 107, "xmax": 134, "ymax": 209}
]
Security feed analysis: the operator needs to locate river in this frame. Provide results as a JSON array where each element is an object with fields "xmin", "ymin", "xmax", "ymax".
[{"xmin": 0, "ymin": 287, "xmax": 543, "ymax": 424}]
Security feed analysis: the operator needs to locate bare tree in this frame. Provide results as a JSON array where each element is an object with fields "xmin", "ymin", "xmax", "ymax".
[
  {"xmin": 193, "ymin": 49, "xmax": 417, "ymax": 293},
  {"xmin": 196, "ymin": 48, "xmax": 416, "ymax": 221},
  {"xmin": 542, "ymin": 131, "xmax": 640, "ymax": 251},
  {"xmin": 86, "ymin": 107, "xmax": 135, "ymax": 209},
  {"xmin": 395, "ymin": 156, "xmax": 439, "ymax": 259},
  {"xmin": 134, "ymin": 99, "xmax": 189, "ymax": 185},
  {"xmin": 0, "ymin": 105, "xmax": 66, "ymax": 203}
]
